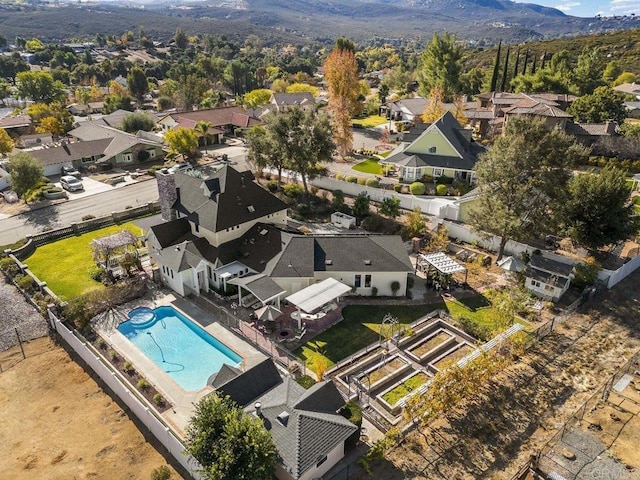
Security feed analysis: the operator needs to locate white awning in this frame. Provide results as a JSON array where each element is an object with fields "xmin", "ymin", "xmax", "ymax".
[
  {"xmin": 419, "ymin": 252, "xmax": 466, "ymax": 275},
  {"xmin": 285, "ymin": 278, "xmax": 351, "ymax": 313}
]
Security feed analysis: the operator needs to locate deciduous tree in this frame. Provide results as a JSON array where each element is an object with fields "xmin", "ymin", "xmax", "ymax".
[
  {"xmin": 563, "ymin": 167, "xmax": 638, "ymax": 252},
  {"xmin": 165, "ymin": 127, "xmax": 198, "ymax": 160},
  {"xmin": 567, "ymin": 86, "xmax": 627, "ymax": 124},
  {"xmin": 403, "ymin": 207, "xmax": 425, "ymax": 239},
  {"xmin": 324, "ymin": 42, "xmax": 360, "ymax": 158},
  {"xmin": 469, "ymin": 117, "xmax": 588, "ymax": 260},
  {"xmin": 127, "ymin": 66, "xmax": 149, "ymax": 106},
  {"xmin": 16, "ymin": 71, "xmax": 65, "ymax": 104},
  {"xmin": 243, "ymin": 88, "xmax": 272, "ymax": 108},
  {"xmin": 421, "ymin": 86, "xmax": 445, "ymax": 123},
  {"xmin": 0, "ymin": 127, "xmax": 14, "ymax": 155},
  {"xmin": 185, "ymin": 394, "xmax": 276, "ymax": 480},
  {"xmin": 7, "ymin": 152, "xmax": 44, "ymax": 200},
  {"xmin": 417, "ymin": 32, "xmax": 462, "ymax": 102},
  {"xmin": 121, "ymin": 113, "xmax": 155, "ymax": 134},
  {"xmin": 352, "ymin": 192, "xmax": 370, "ymax": 220}
]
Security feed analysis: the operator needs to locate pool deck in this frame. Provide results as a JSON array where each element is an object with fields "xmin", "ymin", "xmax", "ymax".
[{"xmin": 94, "ymin": 291, "xmax": 266, "ymax": 436}]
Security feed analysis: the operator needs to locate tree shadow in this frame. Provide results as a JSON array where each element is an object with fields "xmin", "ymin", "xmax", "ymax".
[{"xmin": 19, "ymin": 204, "xmax": 60, "ymax": 232}]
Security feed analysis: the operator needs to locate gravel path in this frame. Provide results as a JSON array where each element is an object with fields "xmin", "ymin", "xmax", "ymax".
[{"xmin": 0, "ymin": 275, "xmax": 49, "ymax": 351}]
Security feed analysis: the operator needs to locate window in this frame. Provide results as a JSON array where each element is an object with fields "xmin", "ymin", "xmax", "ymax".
[
  {"xmin": 316, "ymin": 455, "xmax": 328, "ymax": 468},
  {"xmin": 531, "ymin": 280, "xmax": 541, "ymax": 288},
  {"xmin": 148, "ymin": 149, "xmax": 156, "ymax": 158},
  {"xmin": 81, "ymin": 157, "xmax": 93, "ymax": 164},
  {"xmin": 433, "ymin": 168, "xmax": 443, "ymax": 177},
  {"xmin": 122, "ymin": 153, "xmax": 133, "ymax": 163},
  {"xmin": 544, "ymin": 285, "xmax": 554, "ymax": 293},
  {"xmin": 428, "ymin": 146, "xmax": 437, "ymax": 153},
  {"xmin": 194, "ymin": 224, "xmax": 199, "ymax": 233},
  {"xmin": 365, "ymin": 274, "xmax": 371, "ymax": 288},
  {"xmin": 354, "ymin": 274, "xmax": 361, "ymax": 288},
  {"xmin": 170, "ymin": 270, "xmax": 174, "ymax": 279}
]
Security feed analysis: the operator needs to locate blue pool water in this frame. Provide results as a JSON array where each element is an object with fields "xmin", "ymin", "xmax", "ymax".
[{"xmin": 118, "ymin": 306, "xmax": 242, "ymax": 391}]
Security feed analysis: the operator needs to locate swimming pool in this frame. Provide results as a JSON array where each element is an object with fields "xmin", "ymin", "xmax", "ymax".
[{"xmin": 118, "ymin": 306, "xmax": 242, "ymax": 391}]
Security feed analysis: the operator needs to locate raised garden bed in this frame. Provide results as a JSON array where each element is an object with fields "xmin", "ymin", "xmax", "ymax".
[
  {"xmin": 433, "ymin": 344, "xmax": 475, "ymax": 370},
  {"xmin": 368, "ymin": 357, "xmax": 407, "ymax": 384},
  {"xmin": 382, "ymin": 372, "xmax": 430, "ymax": 406},
  {"xmin": 410, "ymin": 331, "xmax": 452, "ymax": 358}
]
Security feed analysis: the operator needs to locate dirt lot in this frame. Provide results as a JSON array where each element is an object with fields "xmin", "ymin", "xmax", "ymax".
[
  {"xmin": 0, "ymin": 338, "xmax": 184, "ymax": 480},
  {"xmin": 374, "ymin": 269, "xmax": 640, "ymax": 479}
]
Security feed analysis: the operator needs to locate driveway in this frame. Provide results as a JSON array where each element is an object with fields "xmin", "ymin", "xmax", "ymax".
[{"xmin": 55, "ymin": 176, "xmax": 115, "ymax": 199}]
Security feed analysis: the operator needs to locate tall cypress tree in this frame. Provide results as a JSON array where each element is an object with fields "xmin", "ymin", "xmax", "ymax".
[
  {"xmin": 540, "ymin": 50, "xmax": 547, "ymax": 70},
  {"xmin": 531, "ymin": 54, "xmax": 537, "ymax": 74},
  {"xmin": 522, "ymin": 48, "xmax": 529, "ymax": 75},
  {"xmin": 489, "ymin": 41, "xmax": 502, "ymax": 92},
  {"xmin": 500, "ymin": 45, "xmax": 510, "ymax": 92},
  {"xmin": 512, "ymin": 46, "xmax": 520, "ymax": 79}
]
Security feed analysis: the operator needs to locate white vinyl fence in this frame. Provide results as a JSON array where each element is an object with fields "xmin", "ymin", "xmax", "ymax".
[{"xmin": 48, "ymin": 310, "xmax": 202, "ymax": 479}]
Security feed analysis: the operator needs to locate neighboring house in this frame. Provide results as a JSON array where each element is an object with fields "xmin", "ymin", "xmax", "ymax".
[
  {"xmin": 148, "ymin": 165, "xmax": 413, "ymax": 299},
  {"xmin": 19, "ymin": 132, "xmax": 53, "ymax": 148},
  {"xmin": 524, "ymin": 254, "xmax": 574, "ymax": 302},
  {"xmin": 468, "ymin": 92, "xmax": 575, "ymax": 138},
  {"xmin": 157, "ymin": 106, "xmax": 261, "ymax": 144},
  {"xmin": 67, "ymin": 102, "xmax": 104, "ymax": 116},
  {"xmin": 65, "ymin": 123, "xmax": 164, "ymax": 168},
  {"xmin": 381, "ymin": 97, "xmax": 476, "ymax": 129},
  {"xmin": 382, "ymin": 111, "xmax": 486, "ymax": 183},
  {"xmin": 211, "ymin": 359, "xmax": 358, "ymax": 480},
  {"xmin": 85, "ymin": 109, "xmax": 163, "ymax": 130},
  {"xmin": 624, "ymin": 101, "xmax": 640, "ymax": 119},
  {"xmin": 270, "ymin": 93, "xmax": 316, "ymax": 113},
  {"xmin": 28, "ymin": 139, "xmax": 111, "ymax": 176},
  {"xmin": 614, "ymin": 82, "xmax": 640, "ymax": 100},
  {"xmin": 0, "ymin": 113, "xmax": 32, "ymax": 137},
  {"xmin": 564, "ymin": 120, "xmax": 618, "ymax": 147}
]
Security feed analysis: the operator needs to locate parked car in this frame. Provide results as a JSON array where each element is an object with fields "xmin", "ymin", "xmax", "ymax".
[
  {"xmin": 60, "ymin": 175, "xmax": 84, "ymax": 192},
  {"xmin": 61, "ymin": 165, "xmax": 81, "ymax": 178},
  {"xmin": 167, "ymin": 162, "xmax": 193, "ymax": 174}
]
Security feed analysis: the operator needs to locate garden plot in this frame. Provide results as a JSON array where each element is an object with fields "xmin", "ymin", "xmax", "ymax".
[{"xmin": 433, "ymin": 344, "xmax": 476, "ymax": 371}]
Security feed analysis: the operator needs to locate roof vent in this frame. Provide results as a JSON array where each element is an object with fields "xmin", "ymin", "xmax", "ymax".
[
  {"xmin": 276, "ymin": 411, "xmax": 290, "ymax": 426},
  {"xmin": 325, "ymin": 259, "xmax": 333, "ymax": 265},
  {"xmin": 259, "ymin": 229, "xmax": 268, "ymax": 236},
  {"xmin": 364, "ymin": 259, "xmax": 371, "ymax": 265},
  {"xmin": 247, "ymin": 205, "xmax": 255, "ymax": 213},
  {"xmin": 254, "ymin": 402, "xmax": 262, "ymax": 417}
]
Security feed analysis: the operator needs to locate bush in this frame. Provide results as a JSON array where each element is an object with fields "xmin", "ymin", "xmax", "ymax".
[
  {"xmin": 123, "ymin": 361, "xmax": 135, "ymax": 374},
  {"xmin": 137, "ymin": 378, "xmax": 150, "ymax": 390},
  {"xmin": 355, "ymin": 177, "xmax": 365, "ymax": 185},
  {"xmin": 283, "ymin": 183, "xmax": 304, "ymax": 198},
  {"xmin": 296, "ymin": 203, "xmax": 310, "ymax": 216},
  {"xmin": 96, "ymin": 337, "xmax": 106, "ymax": 350},
  {"xmin": 393, "ymin": 184, "xmax": 402, "ymax": 193},
  {"xmin": 0, "ymin": 257, "xmax": 19, "ymax": 275},
  {"xmin": 371, "ymin": 286, "xmax": 378, "ymax": 297},
  {"xmin": 340, "ymin": 401, "xmax": 363, "ymax": 450},
  {"xmin": 422, "ymin": 174, "xmax": 433, "ymax": 183},
  {"xmin": 452, "ymin": 179, "xmax": 472, "ymax": 195},
  {"xmin": 361, "ymin": 214, "xmax": 383, "ymax": 232},
  {"xmin": 365, "ymin": 178, "xmax": 379, "ymax": 187},
  {"xmin": 82, "ymin": 214, "xmax": 96, "ymax": 221},
  {"xmin": 390, "ymin": 280, "xmax": 401, "ymax": 296},
  {"xmin": 335, "ymin": 173, "xmax": 345, "ymax": 181},
  {"xmin": 266, "ymin": 180, "xmax": 278, "ymax": 192},
  {"xmin": 151, "ymin": 465, "xmax": 172, "ymax": 480},
  {"xmin": 153, "ymin": 393, "xmax": 165, "ymax": 405},
  {"xmin": 296, "ymin": 375, "xmax": 316, "ymax": 389},
  {"xmin": 436, "ymin": 175, "xmax": 454, "ymax": 185},
  {"xmin": 147, "ymin": 165, "xmax": 164, "ymax": 176},
  {"xmin": 88, "ymin": 265, "xmax": 107, "ymax": 282},
  {"xmin": 409, "ymin": 182, "xmax": 426, "ymax": 195},
  {"xmin": 16, "ymin": 275, "xmax": 35, "ymax": 292},
  {"xmin": 108, "ymin": 350, "xmax": 119, "ymax": 361},
  {"xmin": 573, "ymin": 258, "xmax": 601, "ymax": 289},
  {"xmin": 345, "ymin": 175, "xmax": 357, "ymax": 183},
  {"xmin": 436, "ymin": 184, "xmax": 448, "ymax": 196},
  {"xmin": 455, "ymin": 316, "xmax": 493, "ymax": 342}
]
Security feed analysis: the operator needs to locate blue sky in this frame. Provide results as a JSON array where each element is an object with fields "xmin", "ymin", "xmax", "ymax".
[{"xmin": 516, "ymin": 0, "xmax": 640, "ymax": 17}]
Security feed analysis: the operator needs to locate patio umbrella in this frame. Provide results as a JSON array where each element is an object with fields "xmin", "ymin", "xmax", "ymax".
[
  {"xmin": 497, "ymin": 256, "xmax": 525, "ymax": 273},
  {"xmin": 255, "ymin": 305, "xmax": 282, "ymax": 322}
]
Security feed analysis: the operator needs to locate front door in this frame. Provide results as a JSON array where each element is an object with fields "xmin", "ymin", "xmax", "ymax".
[{"xmin": 197, "ymin": 270, "xmax": 206, "ymax": 292}]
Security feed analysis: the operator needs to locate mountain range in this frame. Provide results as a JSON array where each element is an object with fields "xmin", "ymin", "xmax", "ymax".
[{"xmin": 0, "ymin": 0, "xmax": 638, "ymax": 44}]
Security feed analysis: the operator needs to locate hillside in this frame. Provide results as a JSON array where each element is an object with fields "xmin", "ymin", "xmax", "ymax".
[
  {"xmin": 0, "ymin": 0, "xmax": 638, "ymax": 45},
  {"xmin": 462, "ymin": 28, "xmax": 640, "ymax": 74}
]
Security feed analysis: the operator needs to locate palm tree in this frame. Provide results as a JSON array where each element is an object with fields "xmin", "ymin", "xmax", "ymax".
[{"xmin": 195, "ymin": 121, "xmax": 213, "ymax": 154}]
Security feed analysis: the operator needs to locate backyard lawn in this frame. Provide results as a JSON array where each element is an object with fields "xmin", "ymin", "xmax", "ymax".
[
  {"xmin": 352, "ymin": 158, "xmax": 383, "ymax": 175},
  {"xmin": 295, "ymin": 294, "xmax": 531, "ymax": 371},
  {"xmin": 352, "ymin": 115, "xmax": 388, "ymax": 128},
  {"xmin": 24, "ymin": 222, "xmax": 143, "ymax": 300}
]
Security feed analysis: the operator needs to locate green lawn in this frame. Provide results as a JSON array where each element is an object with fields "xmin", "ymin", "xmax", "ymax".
[
  {"xmin": 352, "ymin": 159, "xmax": 383, "ymax": 175},
  {"xmin": 352, "ymin": 115, "xmax": 388, "ymax": 128},
  {"xmin": 382, "ymin": 372, "xmax": 429, "ymax": 406},
  {"xmin": 295, "ymin": 295, "xmax": 530, "ymax": 370},
  {"xmin": 24, "ymin": 222, "xmax": 143, "ymax": 300}
]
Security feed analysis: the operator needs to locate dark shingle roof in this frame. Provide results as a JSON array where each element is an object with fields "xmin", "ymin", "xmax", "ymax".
[
  {"xmin": 529, "ymin": 254, "xmax": 573, "ymax": 277},
  {"xmin": 28, "ymin": 139, "xmax": 111, "ymax": 166},
  {"xmin": 269, "ymin": 236, "xmax": 316, "ymax": 278},
  {"xmin": 525, "ymin": 265, "xmax": 569, "ymax": 289},
  {"xmin": 312, "ymin": 236, "xmax": 412, "ymax": 273},
  {"xmin": 148, "ymin": 218, "xmax": 190, "ymax": 248},
  {"xmin": 217, "ymin": 223, "xmax": 285, "ymax": 272},
  {"xmin": 173, "ymin": 166, "xmax": 288, "ymax": 233},
  {"xmin": 215, "ymin": 358, "xmax": 283, "ymax": 407},
  {"xmin": 207, "ymin": 364, "xmax": 241, "ymax": 389}
]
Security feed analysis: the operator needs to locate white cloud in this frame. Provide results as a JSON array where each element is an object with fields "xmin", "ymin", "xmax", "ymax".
[
  {"xmin": 609, "ymin": 0, "xmax": 640, "ymax": 14},
  {"xmin": 554, "ymin": 1, "xmax": 580, "ymax": 12}
]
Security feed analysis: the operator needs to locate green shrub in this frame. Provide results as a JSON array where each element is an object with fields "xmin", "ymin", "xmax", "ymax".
[
  {"xmin": 422, "ymin": 174, "xmax": 434, "ymax": 183},
  {"xmin": 88, "ymin": 265, "xmax": 106, "ymax": 282},
  {"xmin": 137, "ymin": 378, "xmax": 150, "ymax": 390},
  {"xmin": 150, "ymin": 465, "xmax": 172, "ymax": 480},
  {"xmin": 96, "ymin": 337, "xmax": 106, "ymax": 350},
  {"xmin": 455, "ymin": 316, "xmax": 493, "ymax": 342},
  {"xmin": 47, "ymin": 186, "xmax": 63, "ymax": 193},
  {"xmin": 436, "ymin": 184, "xmax": 448, "ymax": 196},
  {"xmin": 361, "ymin": 214, "xmax": 383, "ymax": 232},
  {"xmin": 283, "ymin": 183, "xmax": 304, "ymax": 198},
  {"xmin": 335, "ymin": 173, "xmax": 345, "ymax": 181},
  {"xmin": 345, "ymin": 175, "xmax": 357, "ymax": 183},
  {"xmin": 390, "ymin": 280, "xmax": 400, "ymax": 296},
  {"xmin": 296, "ymin": 203, "xmax": 310, "ymax": 215},
  {"xmin": 573, "ymin": 258, "xmax": 601, "ymax": 289},
  {"xmin": 108, "ymin": 350, "xmax": 119, "ymax": 361},
  {"xmin": 123, "ymin": 361, "xmax": 135, "ymax": 374},
  {"xmin": 365, "ymin": 178, "xmax": 379, "ymax": 187},
  {"xmin": 82, "ymin": 214, "xmax": 96, "ymax": 221},
  {"xmin": 436, "ymin": 175, "xmax": 454, "ymax": 185},
  {"xmin": 153, "ymin": 393, "xmax": 165, "ymax": 405},
  {"xmin": 266, "ymin": 180, "xmax": 278, "ymax": 192},
  {"xmin": 340, "ymin": 401, "xmax": 363, "ymax": 450},
  {"xmin": 0, "ymin": 257, "xmax": 18, "ymax": 275},
  {"xmin": 371, "ymin": 286, "xmax": 378, "ymax": 297},
  {"xmin": 16, "ymin": 275, "xmax": 35, "ymax": 292},
  {"xmin": 296, "ymin": 375, "xmax": 316, "ymax": 389},
  {"xmin": 356, "ymin": 177, "xmax": 366, "ymax": 185},
  {"xmin": 147, "ymin": 165, "xmax": 163, "ymax": 176},
  {"xmin": 393, "ymin": 184, "xmax": 402, "ymax": 193},
  {"xmin": 452, "ymin": 179, "xmax": 472, "ymax": 195},
  {"xmin": 409, "ymin": 182, "xmax": 426, "ymax": 195}
]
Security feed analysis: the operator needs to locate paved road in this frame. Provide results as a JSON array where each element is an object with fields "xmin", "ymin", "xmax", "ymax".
[{"xmin": 0, "ymin": 149, "xmax": 250, "ymax": 246}]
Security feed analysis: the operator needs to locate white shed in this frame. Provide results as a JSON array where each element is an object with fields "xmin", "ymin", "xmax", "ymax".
[{"xmin": 331, "ymin": 211, "xmax": 356, "ymax": 229}]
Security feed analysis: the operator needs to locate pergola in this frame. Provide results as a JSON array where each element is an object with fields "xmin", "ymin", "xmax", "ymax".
[
  {"xmin": 285, "ymin": 278, "xmax": 351, "ymax": 329},
  {"xmin": 417, "ymin": 252, "xmax": 468, "ymax": 285},
  {"xmin": 228, "ymin": 274, "xmax": 286, "ymax": 309}
]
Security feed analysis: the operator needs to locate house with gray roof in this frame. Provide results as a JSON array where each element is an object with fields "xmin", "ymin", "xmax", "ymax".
[
  {"xmin": 382, "ymin": 111, "xmax": 485, "ymax": 183},
  {"xmin": 148, "ymin": 165, "xmax": 413, "ymax": 300},
  {"xmin": 524, "ymin": 254, "xmax": 574, "ymax": 302},
  {"xmin": 270, "ymin": 93, "xmax": 316, "ymax": 113},
  {"xmin": 211, "ymin": 358, "xmax": 358, "ymax": 480}
]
